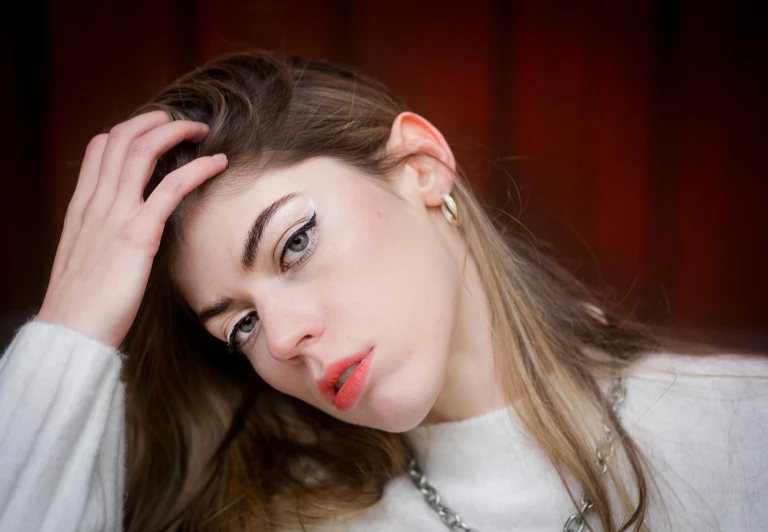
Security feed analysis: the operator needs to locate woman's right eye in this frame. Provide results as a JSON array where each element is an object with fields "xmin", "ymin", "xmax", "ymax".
[{"xmin": 227, "ymin": 311, "xmax": 260, "ymax": 355}]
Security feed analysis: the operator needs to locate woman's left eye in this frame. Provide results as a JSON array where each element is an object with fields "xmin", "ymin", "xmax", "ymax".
[{"xmin": 280, "ymin": 213, "xmax": 318, "ymax": 272}]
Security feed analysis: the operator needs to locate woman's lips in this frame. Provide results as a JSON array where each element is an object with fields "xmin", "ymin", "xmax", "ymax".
[
  {"xmin": 333, "ymin": 354, "xmax": 372, "ymax": 410},
  {"xmin": 317, "ymin": 348, "xmax": 373, "ymax": 410},
  {"xmin": 335, "ymin": 362, "xmax": 360, "ymax": 393}
]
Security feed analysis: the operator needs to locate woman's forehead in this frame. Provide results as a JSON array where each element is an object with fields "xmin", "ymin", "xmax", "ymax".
[{"xmin": 169, "ymin": 163, "xmax": 333, "ymax": 302}]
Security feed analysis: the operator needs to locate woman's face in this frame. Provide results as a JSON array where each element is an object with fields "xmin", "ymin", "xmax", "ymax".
[{"xmin": 173, "ymin": 155, "xmax": 464, "ymax": 432}]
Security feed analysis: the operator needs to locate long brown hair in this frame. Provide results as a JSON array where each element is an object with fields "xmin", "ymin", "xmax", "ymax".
[{"xmin": 122, "ymin": 50, "xmax": 693, "ymax": 531}]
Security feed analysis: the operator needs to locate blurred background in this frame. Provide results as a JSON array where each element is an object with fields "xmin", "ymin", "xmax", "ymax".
[{"xmin": 2, "ymin": 1, "xmax": 766, "ymax": 349}]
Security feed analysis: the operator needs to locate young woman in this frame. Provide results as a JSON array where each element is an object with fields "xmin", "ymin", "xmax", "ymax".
[{"xmin": 1, "ymin": 51, "xmax": 766, "ymax": 532}]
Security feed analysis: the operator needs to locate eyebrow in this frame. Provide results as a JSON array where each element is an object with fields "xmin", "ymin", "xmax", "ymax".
[
  {"xmin": 197, "ymin": 297, "xmax": 235, "ymax": 326},
  {"xmin": 242, "ymin": 192, "xmax": 300, "ymax": 271},
  {"xmin": 196, "ymin": 191, "xmax": 300, "ymax": 325}
]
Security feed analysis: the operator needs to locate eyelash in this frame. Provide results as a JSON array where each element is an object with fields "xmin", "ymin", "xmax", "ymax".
[
  {"xmin": 279, "ymin": 213, "xmax": 318, "ymax": 273},
  {"xmin": 226, "ymin": 213, "xmax": 319, "ymax": 356},
  {"xmin": 227, "ymin": 313, "xmax": 258, "ymax": 356}
]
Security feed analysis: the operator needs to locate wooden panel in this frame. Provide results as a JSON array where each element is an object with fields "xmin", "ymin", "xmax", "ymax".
[
  {"xmin": 194, "ymin": 0, "xmax": 344, "ymax": 61},
  {"xmin": 504, "ymin": 1, "xmax": 607, "ymax": 267},
  {"xmin": 1, "ymin": 3, "xmax": 48, "ymax": 315},
  {"xmin": 589, "ymin": 4, "xmax": 655, "ymax": 291},
  {"xmin": 348, "ymin": 0, "xmax": 501, "ymax": 204},
  {"xmin": 668, "ymin": 1, "xmax": 768, "ymax": 329}
]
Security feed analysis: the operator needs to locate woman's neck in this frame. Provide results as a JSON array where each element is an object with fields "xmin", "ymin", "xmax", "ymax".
[{"xmin": 422, "ymin": 253, "xmax": 508, "ymax": 424}]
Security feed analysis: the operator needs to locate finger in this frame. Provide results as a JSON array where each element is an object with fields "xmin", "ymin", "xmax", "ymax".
[
  {"xmin": 86, "ymin": 110, "xmax": 171, "ymax": 216},
  {"xmin": 138, "ymin": 154, "xmax": 228, "ymax": 234},
  {"xmin": 50, "ymin": 134, "xmax": 109, "ymax": 282},
  {"xmin": 115, "ymin": 120, "xmax": 211, "ymax": 209},
  {"xmin": 71, "ymin": 134, "xmax": 110, "ymax": 217}
]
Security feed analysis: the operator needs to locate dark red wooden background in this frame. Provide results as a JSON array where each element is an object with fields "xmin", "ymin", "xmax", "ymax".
[{"xmin": 2, "ymin": 1, "xmax": 766, "ymax": 348}]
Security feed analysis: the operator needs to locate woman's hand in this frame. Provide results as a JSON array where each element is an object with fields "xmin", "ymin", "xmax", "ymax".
[{"xmin": 37, "ymin": 111, "xmax": 227, "ymax": 348}]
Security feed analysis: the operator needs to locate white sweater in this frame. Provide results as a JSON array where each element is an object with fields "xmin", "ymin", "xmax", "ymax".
[{"xmin": 1, "ymin": 319, "xmax": 767, "ymax": 531}]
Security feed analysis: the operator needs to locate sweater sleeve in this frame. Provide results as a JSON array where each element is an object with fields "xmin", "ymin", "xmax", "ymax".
[{"xmin": 0, "ymin": 319, "xmax": 125, "ymax": 532}]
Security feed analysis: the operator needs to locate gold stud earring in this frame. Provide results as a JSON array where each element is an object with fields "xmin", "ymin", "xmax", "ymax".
[{"xmin": 440, "ymin": 193, "xmax": 461, "ymax": 226}]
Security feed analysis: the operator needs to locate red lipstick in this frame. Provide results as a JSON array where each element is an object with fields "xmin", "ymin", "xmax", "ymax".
[{"xmin": 317, "ymin": 348, "xmax": 373, "ymax": 410}]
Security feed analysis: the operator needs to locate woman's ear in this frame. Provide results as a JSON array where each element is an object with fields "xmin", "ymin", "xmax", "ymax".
[{"xmin": 385, "ymin": 112, "xmax": 457, "ymax": 208}]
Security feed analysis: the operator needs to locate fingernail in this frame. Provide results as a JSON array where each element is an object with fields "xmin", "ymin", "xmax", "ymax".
[{"xmin": 212, "ymin": 153, "xmax": 227, "ymax": 162}]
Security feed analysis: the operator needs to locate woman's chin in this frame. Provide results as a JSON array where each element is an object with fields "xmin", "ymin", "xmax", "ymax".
[{"xmin": 355, "ymin": 378, "xmax": 443, "ymax": 433}]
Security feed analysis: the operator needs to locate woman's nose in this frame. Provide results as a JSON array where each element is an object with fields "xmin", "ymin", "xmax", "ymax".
[{"xmin": 260, "ymin": 294, "xmax": 323, "ymax": 363}]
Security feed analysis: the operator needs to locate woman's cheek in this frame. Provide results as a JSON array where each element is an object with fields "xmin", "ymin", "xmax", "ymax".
[
  {"xmin": 248, "ymin": 353, "xmax": 308, "ymax": 401},
  {"xmin": 246, "ymin": 350, "xmax": 279, "ymax": 388}
]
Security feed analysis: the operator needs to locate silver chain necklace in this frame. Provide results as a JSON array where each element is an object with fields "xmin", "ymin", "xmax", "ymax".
[{"xmin": 408, "ymin": 377, "xmax": 627, "ymax": 532}]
